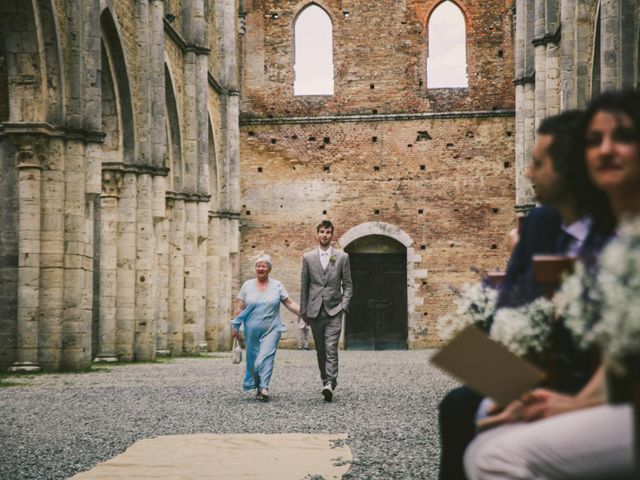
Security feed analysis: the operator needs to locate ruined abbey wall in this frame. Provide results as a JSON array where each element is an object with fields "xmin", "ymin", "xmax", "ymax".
[
  {"xmin": 239, "ymin": 0, "xmax": 517, "ymax": 348},
  {"xmin": 0, "ymin": 0, "xmax": 241, "ymax": 371}
]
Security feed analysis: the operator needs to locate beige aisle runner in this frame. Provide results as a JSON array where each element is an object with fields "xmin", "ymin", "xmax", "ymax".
[{"xmin": 71, "ymin": 433, "xmax": 352, "ymax": 479}]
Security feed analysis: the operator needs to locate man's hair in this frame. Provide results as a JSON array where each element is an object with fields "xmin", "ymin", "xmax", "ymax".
[
  {"xmin": 316, "ymin": 220, "xmax": 334, "ymax": 233},
  {"xmin": 536, "ymin": 109, "xmax": 584, "ymax": 186}
]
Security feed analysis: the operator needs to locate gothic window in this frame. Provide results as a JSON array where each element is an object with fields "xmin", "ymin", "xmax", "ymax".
[
  {"xmin": 427, "ymin": 1, "xmax": 468, "ymax": 88},
  {"xmin": 294, "ymin": 4, "xmax": 334, "ymax": 95}
]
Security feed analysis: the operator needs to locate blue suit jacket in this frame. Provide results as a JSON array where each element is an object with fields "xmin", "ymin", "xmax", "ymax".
[{"xmin": 496, "ymin": 206, "xmax": 562, "ymax": 309}]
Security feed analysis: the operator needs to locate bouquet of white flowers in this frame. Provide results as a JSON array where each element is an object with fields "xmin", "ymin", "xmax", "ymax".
[
  {"xmin": 437, "ymin": 282, "xmax": 498, "ymax": 342},
  {"xmin": 553, "ymin": 261, "xmax": 603, "ymax": 350},
  {"xmin": 490, "ymin": 297, "xmax": 556, "ymax": 356},
  {"xmin": 581, "ymin": 217, "xmax": 640, "ymax": 374}
]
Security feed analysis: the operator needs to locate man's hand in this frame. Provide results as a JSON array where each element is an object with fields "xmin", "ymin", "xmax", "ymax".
[
  {"xmin": 520, "ymin": 389, "xmax": 585, "ymax": 421},
  {"xmin": 231, "ymin": 329, "xmax": 238, "ymax": 338},
  {"xmin": 302, "ymin": 316, "xmax": 311, "ymax": 326}
]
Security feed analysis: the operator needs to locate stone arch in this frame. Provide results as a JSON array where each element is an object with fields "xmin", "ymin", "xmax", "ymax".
[
  {"xmin": 36, "ymin": 0, "xmax": 65, "ymax": 124},
  {"xmin": 0, "ymin": 0, "xmax": 57, "ymax": 122},
  {"xmin": 426, "ymin": 0, "xmax": 468, "ymax": 88},
  {"xmin": 293, "ymin": 2, "xmax": 334, "ymax": 95},
  {"xmin": 338, "ymin": 221, "xmax": 413, "ymax": 249},
  {"xmin": 338, "ymin": 222, "xmax": 426, "ymax": 349},
  {"xmin": 100, "ymin": 8, "xmax": 135, "ymax": 163},
  {"xmin": 165, "ymin": 62, "xmax": 183, "ymax": 191}
]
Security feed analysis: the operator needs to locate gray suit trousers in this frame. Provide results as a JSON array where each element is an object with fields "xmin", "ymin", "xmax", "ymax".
[{"xmin": 310, "ymin": 306, "xmax": 342, "ymax": 389}]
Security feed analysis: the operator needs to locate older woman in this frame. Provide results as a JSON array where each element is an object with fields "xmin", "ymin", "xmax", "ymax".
[
  {"xmin": 231, "ymin": 253, "xmax": 300, "ymax": 402},
  {"xmin": 464, "ymin": 90, "xmax": 640, "ymax": 479}
]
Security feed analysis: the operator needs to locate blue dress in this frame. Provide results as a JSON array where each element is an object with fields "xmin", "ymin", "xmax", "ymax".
[{"xmin": 231, "ymin": 279, "xmax": 288, "ymax": 391}]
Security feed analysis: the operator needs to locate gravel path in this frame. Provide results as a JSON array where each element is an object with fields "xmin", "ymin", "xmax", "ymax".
[{"xmin": 1, "ymin": 349, "xmax": 458, "ymax": 479}]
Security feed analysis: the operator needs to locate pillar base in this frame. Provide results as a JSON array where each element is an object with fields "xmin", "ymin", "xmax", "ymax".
[
  {"xmin": 156, "ymin": 349, "xmax": 171, "ymax": 357},
  {"xmin": 8, "ymin": 361, "xmax": 42, "ymax": 373},
  {"xmin": 93, "ymin": 355, "xmax": 119, "ymax": 364}
]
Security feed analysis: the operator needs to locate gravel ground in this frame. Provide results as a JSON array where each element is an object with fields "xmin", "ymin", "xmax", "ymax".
[{"xmin": 1, "ymin": 349, "xmax": 458, "ymax": 479}]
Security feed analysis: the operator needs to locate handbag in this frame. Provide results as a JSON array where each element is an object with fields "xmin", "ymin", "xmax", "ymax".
[{"xmin": 232, "ymin": 337, "xmax": 243, "ymax": 364}]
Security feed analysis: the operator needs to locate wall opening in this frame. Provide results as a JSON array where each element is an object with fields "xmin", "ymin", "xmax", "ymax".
[
  {"xmin": 294, "ymin": 4, "xmax": 334, "ymax": 95},
  {"xmin": 344, "ymin": 235, "xmax": 408, "ymax": 350},
  {"xmin": 427, "ymin": 1, "xmax": 468, "ymax": 88}
]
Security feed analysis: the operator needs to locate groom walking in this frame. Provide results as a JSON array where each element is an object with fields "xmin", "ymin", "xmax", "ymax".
[{"xmin": 300, "ymin": 220, "xmax": 353, "ymax": 402}]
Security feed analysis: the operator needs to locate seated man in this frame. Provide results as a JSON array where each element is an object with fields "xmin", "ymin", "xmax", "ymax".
[{"xmin": 437, "ymin": 110, "xmax": 615, "ymax": 480}]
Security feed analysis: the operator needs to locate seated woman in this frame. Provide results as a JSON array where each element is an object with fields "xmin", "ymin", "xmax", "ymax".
[
  {"xmin": 231, "ymin": 253, "xmax": 300, "ymax": 402},
  {"xmin": 464, "ymin": 90, "xmax": 640, "ymax": 480}
]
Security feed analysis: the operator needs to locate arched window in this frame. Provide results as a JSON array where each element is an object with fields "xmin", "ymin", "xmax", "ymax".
[
  {"xmin": 294, "ymin": 4, "xmax": 334, "ymax": 95},
  {"xmin": 427, "ymin": 1, "xmax": 468, "ymax": 88}
]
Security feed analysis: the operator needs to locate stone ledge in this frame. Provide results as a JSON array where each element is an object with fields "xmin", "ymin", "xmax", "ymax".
[{"xmin": 240, "ymin": 110, "xmax": 516, "ymax": 126}]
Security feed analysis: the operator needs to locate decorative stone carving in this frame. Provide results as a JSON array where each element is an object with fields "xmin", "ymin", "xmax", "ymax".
[{"xmin": 101, "ymin": 169, "xmax": 123, "ymax": 197}]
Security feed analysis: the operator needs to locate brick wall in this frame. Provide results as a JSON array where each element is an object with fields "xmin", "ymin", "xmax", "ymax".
[
  {"xmin": 239, "ymin": 115, "xmax": 515, "ymax": 347},
  {"xmin": 241, "ymin": 0, "xmax": 515, "ymax": 116},
  {"xmin": 239, "ymin": 0, "xmax": 516, "ymax": 347}
]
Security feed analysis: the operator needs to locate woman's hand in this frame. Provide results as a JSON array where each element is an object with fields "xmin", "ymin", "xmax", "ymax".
[
  {"xmin": 476, "ymin": 399, "xmax": 526, "ymax": 431},
  {"xmin": 231, "ymin": 329, "xmax": 238, "ymax": 338}
]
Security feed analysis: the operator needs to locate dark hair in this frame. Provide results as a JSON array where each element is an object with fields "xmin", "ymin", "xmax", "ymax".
[
  {"xmin": 537, "ymin": 109, "xmax": 584, "ymax": 189},
  {"xmin": 536, "ymin": 110, "xmax": 612, "ymax": 227},
  {"xmin": 582, "ymin": 90, "xmax": 640, "ymax": 143},
  {"xmin": 572, "ymin": 90, "xmax": 640, "ymax": 233},
  {"xmin": 316, "ymin": 219, "xmax": 334, "ymax": 233}
]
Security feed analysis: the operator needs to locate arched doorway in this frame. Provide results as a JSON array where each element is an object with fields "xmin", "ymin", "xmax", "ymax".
[{"xmin": 344, "ymin": 235, "xmax": 408, "ymax": 350}]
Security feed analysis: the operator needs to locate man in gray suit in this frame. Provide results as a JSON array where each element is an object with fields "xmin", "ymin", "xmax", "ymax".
[{"xmin": 300, "ymin": 220, "xmax": 353, "ymax": 402}]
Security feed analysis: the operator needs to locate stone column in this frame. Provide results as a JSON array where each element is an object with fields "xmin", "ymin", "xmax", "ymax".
[
  {"xmin": 61, "ymin": 140, "xmax": 91, "ymax": 370},
  {"xmin": 544, "ymin": 0, "xmax": 560, "ymax": 115},
  {"xmin": 167, "ymin": 197, "xmax": 185, "ymax": 355},
  {"xmin": 206, "ymin": 214, "xmax": 222, "ymax": 351},
  {"xmin": 533, "ymin": 0, "xmax": 547, "ymax": 126},
  {"xmin": 183, "ymin": 199, "xmax": 199, "ymax": 354},
  {"xmin": 559, "ymin": 0, "xmax": 577, "ymax": 109},
  {"xmin": 600, "ymin": 0, "xmax": 636, "ymax": 91},
  {"xmin": 116, "ymin": 172, "xmax": 137, "ymax": 360},
  {"xmin": 514, "ymin": 0, "xmax": 536, "ymax": 210},
  {"xmin": 9, "ymin": 136, "xmax": 44, "ymax": 372},
  {"xmin": 197, "ymin": 201, "xmax": 209, "ymax": 352},
  {"xmin": 94, "ymin": 169, "xmax": 121, "ymax": 363},
  {"xmin": 545, "ymin": 42, "xmax": 560, "ymax": 115},
  {"xmin": 38, "ymin": 137, "xmax": 65, "ymax": 370},
  {"xmin": 153, "ymin": 175, "xmax": 169, "ymax": 357},
  {"xmin": 134, "ymin": 173, "xmax": 155, "ymax": 361},
  {"xmin": 150, "ymin": 0, "xmax": 166, "ymax": 170}
]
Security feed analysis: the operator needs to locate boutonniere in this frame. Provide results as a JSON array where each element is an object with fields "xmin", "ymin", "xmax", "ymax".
[{"xmin": 329, "ymin": 255, "xmax": 336, "ymax": 264}]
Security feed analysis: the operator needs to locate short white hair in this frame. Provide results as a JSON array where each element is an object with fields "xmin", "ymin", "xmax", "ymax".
[{"xmin": 253, "ymin": 252, "xmax": 273, "ymax": 268}]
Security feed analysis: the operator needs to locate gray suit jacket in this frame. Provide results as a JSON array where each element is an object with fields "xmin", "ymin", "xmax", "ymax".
[{"xmin": 300, "ymin": 248, "xmax": 353, "ymax": 319}]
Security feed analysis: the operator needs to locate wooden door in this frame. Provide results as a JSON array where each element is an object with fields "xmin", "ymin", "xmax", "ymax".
[{"xmin": 345, "ymin": 253, "xmax": 407, "ymax": 350}]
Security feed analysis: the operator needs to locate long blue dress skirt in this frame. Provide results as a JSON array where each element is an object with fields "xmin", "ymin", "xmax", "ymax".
[{"xmin": 231, "ymin": 279, "xmax": 288, "ymax": 391}]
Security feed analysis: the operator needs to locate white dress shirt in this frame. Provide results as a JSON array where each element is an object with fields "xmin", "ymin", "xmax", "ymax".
[
  {"xmin": 562, "ymin": 216, "xmax": 592, "ymax": 256},
  {"xmin": 318, "ymin": 247, "xmax": 332, "ymax": 270}
]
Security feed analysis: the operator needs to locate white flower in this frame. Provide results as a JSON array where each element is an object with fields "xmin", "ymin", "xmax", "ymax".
[
  {"xmin": 490, "ymin": 297, "xmax": 556, "ymax": 356},
  {"xmin": 437, "ymin": 282, "xmax": 498, "ymax": 342},
  {"xmin": 587, "ymin": 216, "xmax": 640, "ymax": 371},
  {"xmin": 553, "ymin": 261, "xmax": 602, "ymax": 349}
]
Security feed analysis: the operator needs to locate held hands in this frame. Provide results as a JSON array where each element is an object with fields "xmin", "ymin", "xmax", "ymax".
[{"xmin": 476, "ymin": 388, "xmax": 584, "ymax": 431}]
